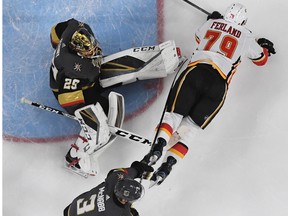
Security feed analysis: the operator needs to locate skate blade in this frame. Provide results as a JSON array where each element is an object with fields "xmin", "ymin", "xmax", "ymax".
[
  {"xmin": 64, "ymin": 163, "xmax": 89, "ymax": 178},
  {"xmin": 149, "ymin": 175, "xmax": 163, "ymax": 188}
]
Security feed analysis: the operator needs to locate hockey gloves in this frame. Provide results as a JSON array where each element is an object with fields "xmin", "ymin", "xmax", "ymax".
[
  {"xmin": 131, "ymin": 161, "xmax": 154, "ymax": 178},
  {"xmin": 257, "ymin": 38, "xmax": 276, "ymax": 56},
  {"xmin": 207, "ymin": 11, "xmax": 223, "ymax": 20}
]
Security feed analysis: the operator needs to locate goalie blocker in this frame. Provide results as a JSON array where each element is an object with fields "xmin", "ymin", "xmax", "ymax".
[{"xmin": 99, "ymin": 40, "xmax": 181, "ymax": 87}]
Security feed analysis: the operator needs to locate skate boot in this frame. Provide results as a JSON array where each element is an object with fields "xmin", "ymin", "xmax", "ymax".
[
  {"xmin": 65, "ymin": 145, "xmax": 81, "ymax": 169},
  {"xmin": 64, "ymin": 144, "xmax": 89, "ymax": 178},
  {"xmin": 141, "ymin": 137, "xmax": 167, "ymax": 166},
  {"xmin": 149, "ymin": 156, "xmax": 177, "ymax": 187}
]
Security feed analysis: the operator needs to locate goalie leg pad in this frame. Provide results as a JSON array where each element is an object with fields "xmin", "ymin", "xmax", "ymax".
[
  {"xmin": 99, "ymin": 40, "xmax": 180, "ymax": 88},
  {"xmin": 66, "ymin": 140, "xmax": 100, "ymax": 176},
  {"xmin": 107, "ymin": 91, "xmax": 125, "ymax": 128},
  {"xmin": 78, "ymin": 134, "xmax": 119, "ymax": 176},
  {"xmin": 74, "ymin": 103, "xmax": 111, "ymax": 154},
  {"xmin": 77, "ymin": 150, "xmax": 99, "ymax": 176},
  {"xmin": 159, "ymin": 40, "xmax": 180, "ymax": 74}
]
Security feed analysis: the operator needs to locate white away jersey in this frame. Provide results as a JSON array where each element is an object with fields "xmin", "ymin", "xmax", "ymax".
[{"xmin": 191, "ymin": 18, "xmax": 267, "ymax": 83}]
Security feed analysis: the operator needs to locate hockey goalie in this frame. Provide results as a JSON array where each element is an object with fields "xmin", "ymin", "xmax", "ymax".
[{"xmin": 49, "ymin": 18, "xmax": 186, "ymax": 177}]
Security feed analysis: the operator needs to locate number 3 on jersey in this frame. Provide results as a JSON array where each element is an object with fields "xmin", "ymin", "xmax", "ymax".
[
  {"xmin": 64, "ymin": 78, "xmax": 80, "ymax": 90},
  {"xmin": 77, "ymin": 194, "xmax": 97, "ymax": 214},
  {"xmin": 204, "ymin": 30, "xmax": 238, "ymax": 59}
]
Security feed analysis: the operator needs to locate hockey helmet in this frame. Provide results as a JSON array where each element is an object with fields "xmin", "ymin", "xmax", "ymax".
[
  {"xmin": 69, "ymin": 28, "xmax": 102, "ymax": 59},
  {"xmin": 224, "ymin": 3, "xmax": 247, "ymax": 26},
  {"xmin": 114, "ymin": 179, "xmax": 144, "ymax": 203}
]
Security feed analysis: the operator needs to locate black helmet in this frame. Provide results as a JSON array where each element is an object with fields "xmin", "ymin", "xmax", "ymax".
[
  {"xmin": 69, "ymin": 28, "xmax": 102, "ymax": 59},
  {"xmin": 114, "ymin": 179, "xmax": 144, "ymax": 203}
]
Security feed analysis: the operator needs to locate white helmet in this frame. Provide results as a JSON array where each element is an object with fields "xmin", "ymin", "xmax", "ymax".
[{"xmin": 224, "ymin": 3, "xmax": 247, "ymax": 26}]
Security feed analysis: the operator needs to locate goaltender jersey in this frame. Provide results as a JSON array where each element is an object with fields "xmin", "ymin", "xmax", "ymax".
[{"xmin": 50, "ymin": 18, "xmax": 107, "ymax": 115}]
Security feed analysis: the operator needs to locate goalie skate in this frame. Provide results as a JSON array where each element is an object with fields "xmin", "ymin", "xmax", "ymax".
[
  {"xmin": 64, "ymin": 159, "xmax": 89, "ymax": 178},
  {"xmin": 64, "ymin": 145, "xmax": 97, "ymax": 178}
]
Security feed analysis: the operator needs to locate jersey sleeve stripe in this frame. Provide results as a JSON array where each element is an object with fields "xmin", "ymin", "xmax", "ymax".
[
  {"xmin": 251, "ymin": 48, "xmax": 269, "ymax": 66},
  {"xmin": 58, "ymin": 90, "xmax": 85, "ymax": 107},
  {"xmin": 50, "ymin": 25, "xmax": 60, "ymax": 49}
]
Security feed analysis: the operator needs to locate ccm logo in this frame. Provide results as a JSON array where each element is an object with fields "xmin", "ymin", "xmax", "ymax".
[
  {"xmin": 115, "ymin": 129, "xmax": 151, "ymax": 145},
  {"xmin": 133, "ymin": 46, "xmax": 156, "ymax": 52}
]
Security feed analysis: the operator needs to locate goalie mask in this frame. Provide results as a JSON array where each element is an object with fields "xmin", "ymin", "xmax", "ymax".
[
  {"xmin": 224, "ymin": 3, "xmax": 248, "ymax": 26},
  {"xmin": 69, "ymin": 28, "xmax": 102, "ymax": 59},
  {"xmin": 114, "ymin": 179, "xmax": 144, "ymax": 204}
]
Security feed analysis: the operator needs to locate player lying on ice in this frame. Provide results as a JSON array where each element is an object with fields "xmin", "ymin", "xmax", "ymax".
[
  {"xmin": 49, "ymin": 18, "xmax": 187, "ymax": 177},
  {"xmin": 141, "ymin": 3, "xmax": 276, "ymax": 187},
  {"xmin": 63, "ymin": 160, "xmax": 153, "ymax": 216}
]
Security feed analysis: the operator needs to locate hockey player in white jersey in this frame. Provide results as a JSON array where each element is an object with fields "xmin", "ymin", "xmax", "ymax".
[{"xmin": 141, "ymin": 3, "xmax": 276, "ymax": 186}]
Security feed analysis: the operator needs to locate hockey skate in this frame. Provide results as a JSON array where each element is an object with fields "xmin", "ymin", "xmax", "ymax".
[
  {"xmin": 65, "ymin": 145, "xmax": 89, "ymax": 178},
  {"xmin": 149, "ymin": 156, "xmax": 177, "ymax": 188},
  {"xmin": 141, "ymin": 137, "xmax": 167, "ymax": 166},
  {"xmin": 64, "ymin": 143, "xmax": 98, "ymax": 178}
]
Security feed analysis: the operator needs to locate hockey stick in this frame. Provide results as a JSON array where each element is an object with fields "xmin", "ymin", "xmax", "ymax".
[
  {"xmin": 21, "ymin": 97, "xmax": 152, "ymax": 146},
  {"xmin": 182, "ymin": 0, "xmax": 210, "ymax": 15}
]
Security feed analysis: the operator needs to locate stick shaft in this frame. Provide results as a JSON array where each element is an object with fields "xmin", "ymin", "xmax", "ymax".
[
  {"xmin": 21, "ymin": 97, "xmax": 151, "ymax": 146},
  {"xmin": 21, "ymin": 97, "xmax": 77, "ymax": 120},
  {"xmin": 182, "ymin": 0, "xmax": 210, "ymax": 15}
]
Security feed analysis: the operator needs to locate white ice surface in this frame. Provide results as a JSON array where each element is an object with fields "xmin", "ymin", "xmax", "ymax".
[{"xmin": 3, "ymin": 0, "xmax": 288, "ymax": 215}]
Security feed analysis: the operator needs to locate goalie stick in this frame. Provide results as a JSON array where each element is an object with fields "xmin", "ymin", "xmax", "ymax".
[{"xmin": 20, "ymin": 97, "xmax": 152, "ymax": 146}]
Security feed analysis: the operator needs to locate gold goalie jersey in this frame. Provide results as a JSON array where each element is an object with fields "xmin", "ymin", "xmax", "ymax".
[{"xmin": 191, "ymin": 18, "xmax": 269, "ymax": 84}]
